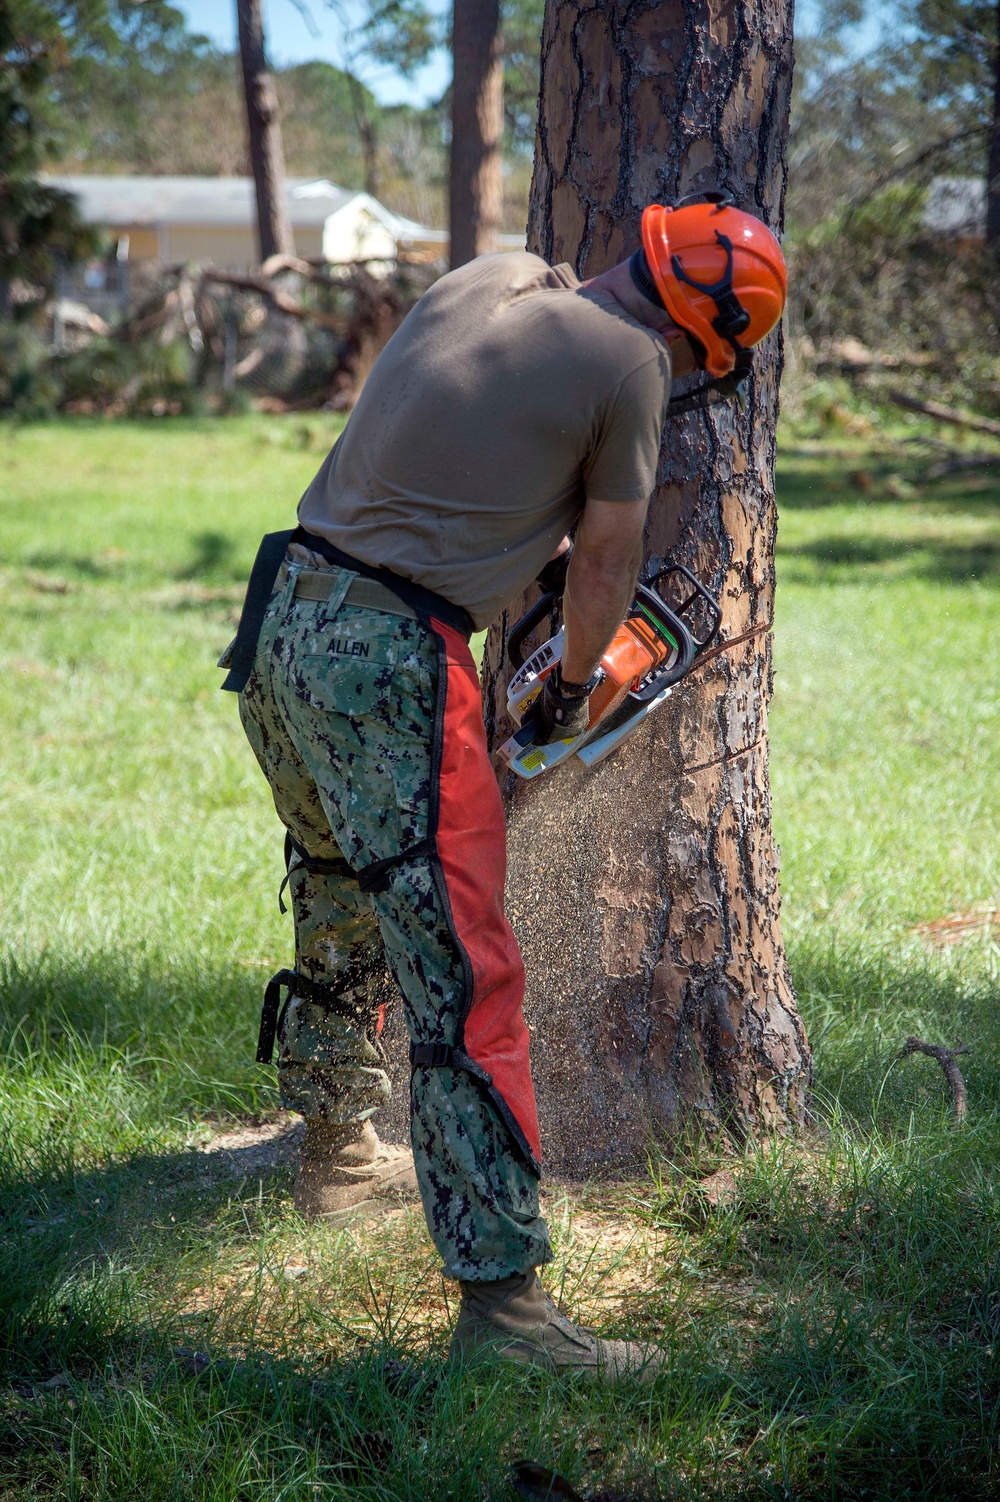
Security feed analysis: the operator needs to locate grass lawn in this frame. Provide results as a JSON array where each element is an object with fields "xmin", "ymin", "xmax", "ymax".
[{"xmin": 0, "ymin": 414, "xmax": 998, "ymax": 1499}]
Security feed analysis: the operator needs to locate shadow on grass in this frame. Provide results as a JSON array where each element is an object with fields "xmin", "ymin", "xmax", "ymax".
[
  {"xmin": 778, "ymin": 532, "xmax": 1000, "ymax": 583},
  {"xmin": 3, "ymin": 1115, "xmax": 1000, "ymax": 1498},
  {"xmin": 176, "ymin": 529, "xmax": 241, "ymax": 582},
  {"xmin": 3, "ymin": 943, "xmax": 1000, "ymax": 1495},
  {"xmin": 788, "ymin": 936, "xmax": 1000, "ymax": 1124},
  {"xmin": 776, "ymin": 453, "xmax": 1000, "ymax": 514},
  {"xmin": 6, "ymin": 530, "xmax": 245, "ymax": 587},
  {"xmin": 15, "ymin": 550, "xmax": 120, "ymax": 580},
  {"xmin": 1, "ymin": 946, "xmax": 261, "ymax": 1059}
]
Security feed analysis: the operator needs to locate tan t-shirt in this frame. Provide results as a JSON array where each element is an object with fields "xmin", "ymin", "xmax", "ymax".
[{"xmin": 297, "ymin": 251, "xmax": 672, "ymax": 630}]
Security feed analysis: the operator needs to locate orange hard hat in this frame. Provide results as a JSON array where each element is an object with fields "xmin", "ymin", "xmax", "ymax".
[{"xmin": 633, "ymin": 192, "xmax": 788, "ymax": 379}]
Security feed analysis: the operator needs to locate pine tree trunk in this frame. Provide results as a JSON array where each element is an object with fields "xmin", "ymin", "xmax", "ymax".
[
  {"xmin": 236, "ymin": 0, "xmax": 295, "ymax": 264},
  {"xmin": 347, "ymin": 72, "xmax": 381, "ymax": 200},
  {"xmin": 480, "ymin": 0, "xmax": 811, "ymax": 1175},
  {"xmin": 987, "ymin": 0, "xmax": 1000, "ymax": 254},
  {"xmin": 450, "ymin": 0, "xmax": 504, "ymax": 268}
]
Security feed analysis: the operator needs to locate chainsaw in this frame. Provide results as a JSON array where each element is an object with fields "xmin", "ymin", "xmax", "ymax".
[{"xmin": 497, "ymin": 563, "xmax": 722, "ymax": 780}]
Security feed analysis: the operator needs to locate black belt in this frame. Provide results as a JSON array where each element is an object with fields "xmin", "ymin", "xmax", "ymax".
[
  {"xmin": 294, "ymin": 528, "xmax": 474, "ymax": 641},
  {"xmin": 221, "ymin": 526, "xmax": 473, "ymax": 694}
]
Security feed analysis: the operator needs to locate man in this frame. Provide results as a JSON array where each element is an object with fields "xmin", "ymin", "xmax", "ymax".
[{"xmin": 221, "ymin": 194, "xmax": 787, "ymax": 1376}]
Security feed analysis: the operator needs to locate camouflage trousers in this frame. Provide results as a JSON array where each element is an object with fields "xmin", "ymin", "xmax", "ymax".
[{"xmin": 238, "ymin": 557, "xmax": 552, "ymax": 1281}]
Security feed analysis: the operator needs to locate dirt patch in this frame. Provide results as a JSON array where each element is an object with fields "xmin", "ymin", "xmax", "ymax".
[{"xmin": 194, "ymin": 1115, "xmax": 305, "ymax": 1176}]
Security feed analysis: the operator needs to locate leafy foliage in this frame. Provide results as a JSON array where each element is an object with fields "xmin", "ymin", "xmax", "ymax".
[
  {"xmin": 784, "ymin": 0, "xmax": 999, "ymax": 408},
  {"xmin": 0, "ymin": 0, "xmax": 106, "ymax": 290}
]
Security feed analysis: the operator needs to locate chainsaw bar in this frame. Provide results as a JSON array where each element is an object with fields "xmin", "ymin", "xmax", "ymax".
[{"xmin": 574, "ymin": 684, "xmax": 674, "ymax": 767}]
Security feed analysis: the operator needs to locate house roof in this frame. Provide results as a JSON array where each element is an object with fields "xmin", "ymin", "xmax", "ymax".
[
  {"xmin": 40, "ymin": 173, "xmax": 522, "ymax": 254},
  {"xmin": 41, "ymin": 175, "xmax": 362, "ymax": 229},
  {"xmin": 924, "ymin": 177, "xmax": 985, "ymax": 237}
]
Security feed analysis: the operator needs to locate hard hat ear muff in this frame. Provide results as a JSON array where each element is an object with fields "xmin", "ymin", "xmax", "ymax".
[{"xmin": 628, "ymin": 246, "xmax": 666, "ymax": 311}]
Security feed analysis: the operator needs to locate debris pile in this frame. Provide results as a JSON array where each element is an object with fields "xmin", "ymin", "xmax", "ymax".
[{"xmin": 0, "ymin": 255, "xmax": 442, "ymax": 419}]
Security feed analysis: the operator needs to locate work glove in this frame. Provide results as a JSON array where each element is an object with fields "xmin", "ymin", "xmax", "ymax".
[
  {"xmin": 533, "ymin": 665, "xmax": 599, "ymax": 743},
  {"xmin": 535, "ymin": 546, "xmax": 572, "ymax": 597}
]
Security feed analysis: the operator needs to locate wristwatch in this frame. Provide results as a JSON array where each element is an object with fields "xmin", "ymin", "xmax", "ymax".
[{"xmin": 554, "ymin": 664, "xmax": 603, "ymax": 698}]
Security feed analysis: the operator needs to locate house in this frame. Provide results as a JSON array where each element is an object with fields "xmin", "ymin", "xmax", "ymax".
[
  {"xmin": 923, "ymin": 177, "xmax": 986, "ymax": 246},
  {"xmin": 41, "ymin": 174, "xmax": 448, "ymax": 270}
]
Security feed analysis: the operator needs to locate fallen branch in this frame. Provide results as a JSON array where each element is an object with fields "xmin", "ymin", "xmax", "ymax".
[
  {"xmin": 816, "ymin": 339, "xmax": 936, "ymax": 374},
  {"xmin": 117, "ymin": 302, "xmax": 172, "ymax": 341},
  {"xmin": 888, "ymin": 391, "xmax": 1000, "ymax": 440},
  {"xmin": 899, "ymin": 1036, "xmax": 970, "ymax": 1124},
  {"xmin": 201, "ymin": 269, "xmax": 343, "ymax": 332},
  {"xmin": 259, "ymin": 253, "xmax": 316, "ymax": 279},
  {"xmin": 926, "ymin": 452, "xmax": 1000, "ymax": 481}
]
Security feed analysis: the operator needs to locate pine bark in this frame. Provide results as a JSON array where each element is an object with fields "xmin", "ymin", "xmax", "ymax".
[
  {"xmin": 450, "ymin": 0, "xmax": 505, "ymax": 267},
  {"xmin": 236, "ymin": 0, "xmax": 295, "ymax": 264},
  {"xmin": 480, "ymin": 0, "xmax": 811, "ymax": 1174}
]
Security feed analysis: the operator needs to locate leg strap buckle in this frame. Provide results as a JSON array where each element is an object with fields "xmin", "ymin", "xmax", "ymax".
[
  {"xmin": 279, "ymin": 833, "xmax": 355, "ymax": 913},
  {"xmin": 257, "ymin": 966, "xmax": 377, "ymax": 1065},
  {"xmin": 409, "ymin": 1042, "xmax": 493, "ymax": 1087},
  {"xmin": 257, "ymin": 969, "xmax": 299, "ymax": 1065},
  {"xmin": 356, "ymin": 837, "xmax": 436, "ymax": 894}
]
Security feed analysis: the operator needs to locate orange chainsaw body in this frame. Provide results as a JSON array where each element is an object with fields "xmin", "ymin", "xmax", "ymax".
[
  {"xmin": 575, "ymin": 612, "xmax": 672, "ymax": 731},
  {"xmin": 499, "ymin": 564, "xmax": 721, "ymax": 780}
]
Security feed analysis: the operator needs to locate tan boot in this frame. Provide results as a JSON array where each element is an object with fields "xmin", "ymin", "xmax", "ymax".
[
  {"xmin": 293, "ymin": 1119, "xmax": 418, "ymax": 1223},
  {"xmin": 450, "ymin": 1270, "xmax": 665, "ymax": 1381}
]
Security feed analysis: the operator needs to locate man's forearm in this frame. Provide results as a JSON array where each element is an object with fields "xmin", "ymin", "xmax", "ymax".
[{"xmin": 560, "ymin": 542, "xmax": 641, "ymax": 683}]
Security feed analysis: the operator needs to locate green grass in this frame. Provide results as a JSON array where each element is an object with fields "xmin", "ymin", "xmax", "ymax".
[{"xmin": 0, "ymin": 415, "xmax": 998, "ymax": 1499}]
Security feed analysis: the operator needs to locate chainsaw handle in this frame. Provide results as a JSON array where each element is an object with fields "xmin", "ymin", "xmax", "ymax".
[
  {"xmin": 645, "ymin": 563, "xmax": 722, "ymax": 650},
  {"xmin": 507, "ymin": 590, "xmax": 559, "ymax": 669}
]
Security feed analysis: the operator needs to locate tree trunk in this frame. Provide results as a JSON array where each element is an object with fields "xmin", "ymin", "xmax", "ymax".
[
  {"xmin": 987, "ymin": 0, "xmax": 1000, "ymax": 254},
  {"xmin": 347, "ymin": 71, "xmax": 381, "ymax": 199},
  {"xmin": 480, "ymin": 0, "xmax": 811, "ymax": 1175},
  {"xmin": 236, "ymin": 0, "xmax": 295, "ymax": 264},
  {"xmin": 450, "ymin": 0, "xmax": 504, "ymax": 267}
]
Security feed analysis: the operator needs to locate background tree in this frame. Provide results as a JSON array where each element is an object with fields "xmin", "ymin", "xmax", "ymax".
[
  {"xmin": 449, "ymin": 0, "xmax": 504, "ymax": 265},
  {"xmin": 56, "ymin": 5, "xmax": 244, "ymax": 175},
  {"xmin": 480, "ymin": 0, "xmax": 811, "ymax": 1173},
  {"xmin": 793, "ymin": 0, "xmax": 998, "ymax": 241},
  {"xmin": 991, "ymin": 0, "xmax": 1000, "ymax": 252},
  {"xmin": 0, "ymin": 1, "xmax": 104, "ymax": 311},
  {"xmin": 322, "ymin": 0, "xmax": 437, "ymax": 198},
  {"xmin": 236, "ymin": 0, "xmax": 295, "ymax": 262}
]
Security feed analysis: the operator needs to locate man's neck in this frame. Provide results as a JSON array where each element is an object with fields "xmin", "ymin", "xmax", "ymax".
[{"xmin": 579, "ymin": 260, "xmax": 699, "ymax": 377}]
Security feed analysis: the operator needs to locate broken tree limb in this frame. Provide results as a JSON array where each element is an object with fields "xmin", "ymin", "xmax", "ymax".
[
  {"xmin": 926, "ymin": 452, "xmax": 1000, "ymax": 480},
  {"xmin": 260, "ymin": 253, "xmax": 316, "ymax": 279},
  {"xmin": 888, "ymin": 390, "xmax": 1000, "ymax": 439},
  {"xmin": 200, "ymin": 269, "xmax": 342, "ymax": 331},
  {"xmin": 816, "ymin": 339, "xmax": 937, "ymax": 374},
  {"xmin": 176, "ymin": 267, "xmax": 204, "ymax": 353},
  {"xmin": 899, "ymin": 1036, "xmax": 970, "ymax": 1123}
]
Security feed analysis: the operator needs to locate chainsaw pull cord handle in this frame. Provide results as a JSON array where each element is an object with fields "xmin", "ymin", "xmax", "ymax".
[
  {"xmin": 507, "ymin": 590, "xmax": 559, "ymax": 669},
  {"xmin": 644, "ymin": 563, "xmax": 722, "ymax": 651}
]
